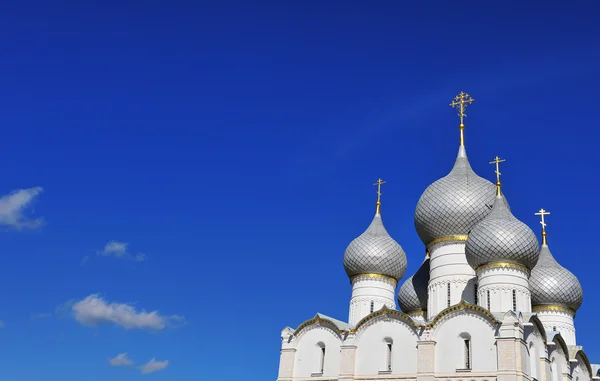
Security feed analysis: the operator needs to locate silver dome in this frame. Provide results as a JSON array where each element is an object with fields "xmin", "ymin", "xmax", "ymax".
[
  {"xmin": 466, "ymin": 194, "xmax": 540, "ymax": 270},
  {"xmin": 414, "ymin": 146, "xmax": 496, "ymax": 245},
  {"xmin": 530, "ymin": 244, "xmax": 583, "ymax": 311},
  {"xmin": 343, "ymin": 214, "xmax": 407, "ymax": 281},
  {"xmin": 398, "ymin": 257, "xmax": 430, "ymax": 312}
]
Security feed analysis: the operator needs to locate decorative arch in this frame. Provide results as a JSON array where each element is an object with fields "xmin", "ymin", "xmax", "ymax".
[
  {"xmin": 292, "ymin": 314, "xmax": 344, "ymax": 342},
  {"xmin": 428, "ymin": 300, "xmax": 499, "ymax": 330},
  {"xmin": 551, "ymin": 333, "xmax": 571, "ymax": 364},
  {"xmin": 527, "ymin": 314, "xmax": 548, "ymax": 343},
  {"xmin": 573, "ymin": 349, "xmax": 593, "ymax": 379},
  {"xmin": 354, "ymin": 305, "xmax": 420, "ymax": 338}
]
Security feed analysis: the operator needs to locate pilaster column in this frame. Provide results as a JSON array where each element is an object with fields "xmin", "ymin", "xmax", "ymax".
[
  {"xmin": 417, "ymin": 340, "xmax": 436, "ymax": 381},
  {"xmin": 277, "ymin": 348, "xmax": 296, "ymax": 381}
]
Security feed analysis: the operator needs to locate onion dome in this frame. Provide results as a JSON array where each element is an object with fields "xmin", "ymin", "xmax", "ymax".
[
  {"xmin": 529, "ymin": 212, "xmax": 583, "ymax": 311},
  {"xmin": 530, "ymin": 244, "xmax": 583, "ymax": 311},
  {"xmin": 398, "ymin": 257, "xmax": 430, "ymax": 312},
  {"xmin": 343, "ymin": 179, "xmax": 408, "ymax": 281},
  {"xmin": 414, "ymin": 146, "xmax": 496, "ymax": 245},
  {"xmin": 465, "ymin": 191, "xmax": 540, "ymax": 270}
]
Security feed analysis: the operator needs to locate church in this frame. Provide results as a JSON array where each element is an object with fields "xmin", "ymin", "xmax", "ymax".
[{"xmin": 275, "ymin": 92, "xmax": 600, "ymax": 381}]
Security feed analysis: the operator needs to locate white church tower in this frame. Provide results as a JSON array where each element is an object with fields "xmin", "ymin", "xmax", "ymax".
[
  {"xmin": 414, "ymin": 92, "xmax": 495, "ymax": 319},
  {"xmin": 342, "ymin": 179, "xmax": 407, "ymax": 325},
  {"xmin": 465, "ymin": 167, "xmax": 540, "ymax": 313}
]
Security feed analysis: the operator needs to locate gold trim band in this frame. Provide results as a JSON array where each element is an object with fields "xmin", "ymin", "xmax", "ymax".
[
  {"xmin": 476, "ymin": 261, "xmax": 529, "ymax": 274},
  {"xmin": 427, "ymin": 235, "xmax": 468, "ymax": 247},
  {"xmin": 351, "ymin": 273, "xmax": 397, "ymax": 285},
  {"xmin": 532, "ymin": 305, "xmax": 574, "ymax": 315}
]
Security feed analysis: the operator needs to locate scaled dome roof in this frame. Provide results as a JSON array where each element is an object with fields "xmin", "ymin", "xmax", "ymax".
[
  {"xmin": 398, "ymin": 257, "xmax": 430, "ymax": 312},
  {"xmin": 343, "ymin": 214, "xmax": 407, "ymax": 281},
  {"xmin": 414, "ymin": 146, "xmax": 496, "ymax": 245},
  {"xmin": 466, "ymin": 193, "xmax": 540, "ymax": 270},
  {"xmin": 530, "ymin": 244, "xmax": 583, "ymax": 311}
]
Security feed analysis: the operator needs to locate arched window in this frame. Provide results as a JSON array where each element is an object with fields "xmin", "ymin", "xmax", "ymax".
[
  {"xmin": 487, "ymin": 290, "xmax": 491, "ymax": 310},
  {"xmin": 384, "ymin": 337, "xmax": 393, "ymax": 372},
  {"xmin": 459, "ymin": 333, "xmax": 471, "ymax": 370},
  {"xmin": 370, "ymin": 301, "xmax": 374, "ymax": 313},
  {"xmin": 447, "ymin": 283, "xmax": 451, "ymax": 307},
  {"xmin": 512, "ymin": 290, "xmax": 517, "ymax": 311},
  {"xmin": 553, "ymin": 326, "xmax": 557, "ymax": 331},
  {"xmin": 316, "ymin": 342, "xmax": 326, "ymax": 374},
  {"xmin": 474, "ymin": 283, "xmax": 478, "ymax": 305}
]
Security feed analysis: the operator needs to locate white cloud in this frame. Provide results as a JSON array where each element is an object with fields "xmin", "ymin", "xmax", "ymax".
[
  {"xmin": 140, "ymin": 358, "xmax": 168, "ymax": 374},
  {"xmin": 71, "ymin": 294, "xmax": 184, "ymax": 330},
  {"xmin": 109, "ymin": 353, "xmax": 134, "ymax": 367},
  {"xmin": 0, "ymin": 320, "xmax": 5, "ymax": 328},
  {"xmin": 0, "ymin": 187, "xmax": 44, "ymax": 229},
  {"xmin": 97, "ymin": 240, "xmax": 146, "ymax": 261}
]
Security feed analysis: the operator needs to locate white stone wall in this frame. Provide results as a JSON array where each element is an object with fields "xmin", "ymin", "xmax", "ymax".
[
  {"xmin": 431, "ymin": 311, "xmax": 498, "ymax": 373},
  {"xmin": 348, "ymin": 275, "xmax": 396, "ymax": 326},
  {"xmin": 476, "ymin": 266, "xmax": 531, "ymax": 313},
  {"xmin": 354, "ymin": 318, "xmax": 419, "ymax": 376},
  {"xmin": 428, "ymin": 242, "xmax": 476, "ymax": 319},
  {"xmin": 291, "ymin": 325, "xmax": 342, "ymax": 379},
  {"xmin": 277, "ymin": 312, "xmax": 595, "ymax": 381}
]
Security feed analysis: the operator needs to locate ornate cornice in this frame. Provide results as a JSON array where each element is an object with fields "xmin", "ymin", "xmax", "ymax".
[
  {"xmin": 351, "ymin": 273, "xmax": 397, "ymax": 285},
  {"xmin": 427, "ymin": 235, "xmax": 468, "ymax": 248},
  {"xmin": 476, "ymin": 261, "xmax": 530, "ymax": 274},
  {"xmin": 533, "ymin": 305, "xmax": 575, "ymax": 316},
  {"xmin": 353, "ymin": 305, "xmax": 420, "ymax": 332},
  {"xmin": 428, "ymin": 300, "xmax": 499, "ymax": 328},
  {"xmin": 292, "ymin": 314, "xmax": 342, "ymax": 339}
]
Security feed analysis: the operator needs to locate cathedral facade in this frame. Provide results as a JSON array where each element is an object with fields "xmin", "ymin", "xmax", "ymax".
[{"xmin": 275, "ymin": 93, "xmax": 599, "ymax": 381}]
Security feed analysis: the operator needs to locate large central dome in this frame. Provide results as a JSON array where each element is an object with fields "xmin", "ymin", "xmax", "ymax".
[{"xmin": 414, "ymin": 146, "xmax": 496, "ymax": 245}]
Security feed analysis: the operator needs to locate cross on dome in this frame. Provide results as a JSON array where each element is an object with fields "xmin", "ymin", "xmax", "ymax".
[
  {"xmin": 373, "ymin": 178, "xmax": 386, "ymax": 215},
  {"xmin": 489, "ymin": 156, "xmax": 506, "ymax": 195},
  {"xmin": 449, "ymin": 91, "xmax": 474, "ymax": 146},
  {"xmin": 535, "ymin": 208, "xmax": 551, "ymax": 245}
]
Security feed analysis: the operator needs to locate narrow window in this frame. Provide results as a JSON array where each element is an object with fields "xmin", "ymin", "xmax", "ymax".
[
  {"xmin": 474, "ymin": 283, "xmax": 478, "ymax": 305},
  {"xmin": 464, "ymin": 339, "xmax": 471, "ymax": 369},
  {"xmin": 319, "ymin": 345, "xmax": 325, "ymax": 373},
  {"xmin": 387, "ymin": 343, "xmax": 393, "ymax": 371},
  {"xmin": 447, "ymin": 283, "xmax": 451, "ymax": 307},
  {"xmin": 370, "ymin": 301, "xmax": 374, "ymax": 313},
  {"xmin": 512, "ymin": 290, "xmax": 517, "ymax": 311},
  {"xmin": 553, "ymin": 326, "xmax": 557, "ymax": 332},
  {"xmin": 487, "ymin": 290, "xmax": 491, "ymax": 311}
]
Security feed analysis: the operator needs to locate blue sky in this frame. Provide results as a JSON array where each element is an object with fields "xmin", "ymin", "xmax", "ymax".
[{"xmin": 0, "ymin": 1, "xmax": 599, "ymax": 379}]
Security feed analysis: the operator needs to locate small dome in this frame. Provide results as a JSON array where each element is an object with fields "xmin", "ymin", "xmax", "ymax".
[
  {"xmin": 530, "ymin": 244, "xmax": 583, "ymax": 311},
  {"xmin": 415, "ymin": 146, "xmax": 496, "ymax": 245},
  {"xmin": 343, "ymin": 214, "xmax": 407, "ymax": 281},
  {"xmin": 398, "ymin": 257, "xmax": 430, "ymax": 312},
  {"xmin": 466, "ymin": 193, "xmax": 540, "ymax": 270}
]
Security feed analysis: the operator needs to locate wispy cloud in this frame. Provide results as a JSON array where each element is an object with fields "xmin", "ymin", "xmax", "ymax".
[
  {"xmin": 109, "ymin": 353, "xmax": 134, "ymax": 367},
  {"xmin": 140, "ymin": 358, "xmax": 168, "ymax": 375},
  {"xmin": 0, "ymin": 187, "xmax": 44, "ymax": 229},
  {"xmin": 96, "ymin": 241, "xmax": 146, "ymax": 262},
  {"xmin": 71, "ymin": 294, "xmax": 185, "ymax": 330},
  {"xmin": 31, "ymin": 312, "xmax": 52, "ymax": 320}
]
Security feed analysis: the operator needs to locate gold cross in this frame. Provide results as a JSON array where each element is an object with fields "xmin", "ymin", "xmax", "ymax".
[
  {"xmin": 535, "ymin": 208, "xmax": 551, "ymax": 244},
  {"xmin": 449, "ymin": 91, "xmax": 474, "ymax": 125},
  {"xmin": 489, "ymin": 156, "xmax": 506, "ymax": 184},
  {"xmin": 373, "ymin": 178, "xmax": 386, "ymax": 214},
  {"xmin": 449, "ymin": 91, "xmax": 474, "ymax": 145}
]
